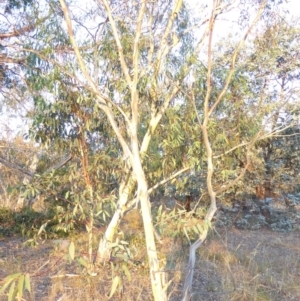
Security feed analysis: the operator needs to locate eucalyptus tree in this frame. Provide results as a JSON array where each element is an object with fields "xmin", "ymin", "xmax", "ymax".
[
  {"xmin": 180, "ymin": 2, "xmax": 300, "ymax": 298},
  {"xmin": 18, "ymin": 0, "xmax": 195, "ymax": 299},
  {"xmin": 0, "ymin": 0, "xmax": 43, "ymax": 114},
  {"xmin": 0, "ymin": 0, "xmax": 57, "ymax": 206},
  {"xmin": 56, "ymin": 1, "xmax": 295, "ymax": 299},
  {"xmin": 155, "ymin": 10, "xmax": 300, "ymax": 208},
  {"xmin": 0, "ymin": 3, "xmax": 28, "ymax": 206},
  {"xmin": 248, "ymin": 20, "xmax": 300, "ymax": 199},
  {"xmin": 59, "ymin": 2, "xmax": 198, "ymax": 299}
]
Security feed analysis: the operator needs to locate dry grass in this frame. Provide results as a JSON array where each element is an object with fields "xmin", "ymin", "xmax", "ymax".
[
  {"xmin": 1, "ymin": 226, "xmax": 300, "ymax": 301},
  {"xmin": 187, "ymin": 229, "xmax": 300, "ymax": 301}
]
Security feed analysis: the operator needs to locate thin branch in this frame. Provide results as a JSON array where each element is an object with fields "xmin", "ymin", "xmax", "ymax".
[
  {"xmin": 146, "ymin": 6, "xmax": 154, "ymax": 71},
  {"xmin": 216, "ymin": 131, "xmax": 260, "ymax": 195},
  {"xmin": 213, "ymin": 142, "xmax": 248, "ymax": 159},
  {"xmin": 132, "ymin": 0, "xmax": 146, "ymax": 84},
  {"xmin": 0, "ymin": 54, "xmax": 26, "ymax": 64},
  {"xmin": 125, "ymin": 166, "xmax": 190, "ymax": 211},
  {"xmin": 44, "ymin": 153, "xmax": 72, "ymax": 174},
  {"xmin": 154, "ymin": 0, "xmax": 183, "ymax": 75},
  {"xmin": 59, "ymin": 0, "xmax": 133, "ymax": 161},
  {"xmin": 181, "ymin": 88, "xmax": 203, "ymax": 130},
  {"xmin": 100, "ymin": 0, "xmax": 132, "ymax": 86},
  {"xmin": 0, "ymin": 22, "xmax": 40, "ymax": 39},
  {"xmin": 0, "ymin": 152, "xmax": 72, "ymax": 179},
  {"xmin": 148, "ymin": 167, "xmax": 190, "ymax": 195},
  {"xmin": 140, "ymin": 81, "xmax": 180, "ymax": 154},
  {"xmin": 59, "ymin": 0, "xmax": 99, "ymax": 94},
  {"xmin": 208, "ymin": 0, "xmax": 267, "ymax": 117},
  {"xmin": 130, "ymin": 1, "xmax": 146, "ymax": 131},
  {"xmin": 203, "ymin": 0, "xmax": 217, "ymax": 122},
  {"xmin": 0, "ymin": 156, "xmax": 34, "ymax": 177}
]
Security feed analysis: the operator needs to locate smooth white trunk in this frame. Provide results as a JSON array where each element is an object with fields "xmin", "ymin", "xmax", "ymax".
[
  {"xmin": 96, "ymin": 181, "xmax": 130, "ymax": 262},
  {"xmin": 137, "ymin": 176, "xmax": 167, "ymax": 301},
  {"xmin": 131, "ymin": 131, "xmax": 167, "ymax": 300}
]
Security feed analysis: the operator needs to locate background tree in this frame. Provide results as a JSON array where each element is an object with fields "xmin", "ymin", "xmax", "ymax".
[{"xmin": 181, "ymin": 2, "xmax": 300, "ymax": 298}]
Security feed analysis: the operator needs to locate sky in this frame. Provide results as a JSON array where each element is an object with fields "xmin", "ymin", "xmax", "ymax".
[{"xmin": 186, "ymin": 0, "xmax": 300, "ymax": 40}]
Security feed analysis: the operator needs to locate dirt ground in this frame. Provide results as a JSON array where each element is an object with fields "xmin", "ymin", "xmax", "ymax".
[{"xmin": 0, "ymin": 228, "xmax": 300, "ymax": 301}]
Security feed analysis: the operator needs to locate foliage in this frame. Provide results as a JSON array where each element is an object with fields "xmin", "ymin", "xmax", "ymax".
[
  {"xmin": 0, "ymin": 273, "xmax": 31, "ymax": 301},
  {"xmin": 0, "ymin": 205, "xmax": 89, "ymax": 242},
  {"xmin": 155, "ymin": 204, "xmax": 211, "ymax": 240}
]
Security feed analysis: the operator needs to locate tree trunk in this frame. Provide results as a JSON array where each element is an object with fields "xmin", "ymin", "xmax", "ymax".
[
  {"xmin": 184, "ymin": 194, "xmax": 192, "ymax": 212},
  {"xmin": 255, "ymin": 180, "xmax": 272, "ymax": 199},
  {"xmin": 137, "ymin": 171, "xmax": 167, "ymax": 301},
  {"xmin": 96, "ymin": 179, "xmax": 131, "ymax": 262},
  {"xmin": 256, "ymin": 142, "xmax": 273, "ymax": 199},
  {"xmin": 182, "ymin": 123, "xmax": 217, "ymax": 300},
  {"xmin": 131, "ymin": 128, "xmax": 167, "ymax": 300}
]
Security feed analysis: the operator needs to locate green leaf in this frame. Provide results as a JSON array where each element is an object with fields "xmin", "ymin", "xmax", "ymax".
[
  {"xmin": 77, "ymin": 257, "xmax": 88, "ymax": 268},
  {"xmin": 24, "ymin": 273, "xmax": 31, "ymax": 293},
  {"xmin": 121, "ymin": 263, "xmax": 131, "ymax": 281},
  {"xmin": 110, "ymin": 242, "xmax": 118, "ymax": 248},
  {"xmin": 192, "ymin": 225, "xmax": 199, "ymax": 234},
  {"xmin": 17, "ymin": 274, "xmax": 24, "ymax": 301},
  {"xmin": 196, "ymin": 224, "xmax": 203, "ymax": 234},
  {"xmin": 0, "ymin": 278, "xmax": 14, "ymax": 295},
  {"xmin": 8, "ymin": 281, "xmax": 16, "ymax": 301},
  {"xmin": 69, "ymin": 241, "xmax": 75, "ymax": 260},
  {"xmin": 108, "ymin": 276, "xmax": 120, "ymax": 299},
  {"xmin": 157, "ymin": 205, "xmax": 162, "ymax": 217},
  {"xmin": 37, "ymin": 221, "xmax": 49, "ymax": 236},
  {"xmin": 3, "ymin": 273, "xmax": 22, "ymax": 282},
  {"xmin": 73, "ymin": 204, "xmax": 78, "ymax": 216}
]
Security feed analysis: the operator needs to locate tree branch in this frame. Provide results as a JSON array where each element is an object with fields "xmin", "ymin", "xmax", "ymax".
[
  {"xmin": 59, "ymin": 0, "xmax": 133, "ymax": 162},
  {"xmin": 100, "ymin": 0, "xmax": 132, "ymax": 86},
  {"xmin": 125, "ymin": 166, "xmax": 190, "ymax": 211},
  {"xmin": 216, "ymin": 132, "xmax": 260, "ymax": 195},
  {"xmin": 154, "ymin": 0, "xmax": 183, "ymax": 76},
  {"xmin": 0, "ymin": 156, "xmax": 34, "ymax": 177},
  {"xmin": 59, "ymin": 0, "xmax": 99, "ymax": 94},
  {"xmin": 208, "ymin": 0, "xmax": 266, "ymax": 117},
  {"xmin": 44, "ymin": 153, "xmax": 72, "ymax": 174},
  {"xmin": 0, "ymin": 23, "xmax": 36, "ymax": 39}
]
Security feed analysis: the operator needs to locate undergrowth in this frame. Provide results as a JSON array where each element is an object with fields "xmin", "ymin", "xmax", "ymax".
[
  {"xmin": 1, "ymin": 206, "xmax": 300, "ymax": 301},
  {"xmin": 0, "ymin": 206, "xmax": 81, "ymax": 240}
]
